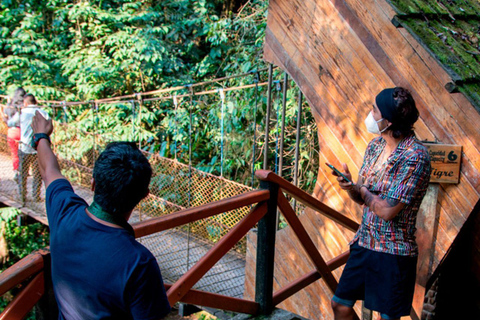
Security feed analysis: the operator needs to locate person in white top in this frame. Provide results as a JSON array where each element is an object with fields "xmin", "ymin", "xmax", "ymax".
[{"xmin": 18, "ymin": 94, "xmax": 50, "ymax": 204}]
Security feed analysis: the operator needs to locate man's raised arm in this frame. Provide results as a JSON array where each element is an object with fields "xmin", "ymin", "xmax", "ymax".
[{"xmin": 31, "ymin": 111, "xmax": 65, "ymax": 188}]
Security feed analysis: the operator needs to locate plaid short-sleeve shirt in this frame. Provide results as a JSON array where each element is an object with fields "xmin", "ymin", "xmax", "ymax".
[{"xmin": 351, "ymin": 134, "xmax": 431, "ymax": 256}]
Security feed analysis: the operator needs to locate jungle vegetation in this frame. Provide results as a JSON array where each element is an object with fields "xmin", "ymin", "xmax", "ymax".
[{"xmin": 0, "ymin": 0, "xmax": 319, "ymax": 192}]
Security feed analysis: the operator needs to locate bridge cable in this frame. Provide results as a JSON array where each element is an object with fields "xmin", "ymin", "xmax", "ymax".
[
  {"xmin": 278, "ymin": 73, "xmax": 288, "ymax": 178},
  {"xmin": 251, "ymin": 72, "xmax": 260, "ymax": 188},
  {"xmin": 292, "ymin": 91, "xmax": 303, "ymax": 212},
  {"xmin": 274, "ymin": 80, "xmax": 282, "ymax": 176},
  {"xmin": 62, "ymin": 101, "xmax": 68, "ymax": 123},
  {"xmin": 173, "ymin": 94, "xmax": 179, "ymax": 162},
  {"xmin": 135, "ymin": 93, "xmax": 143, "ymax": 149},
  {"xmin": 130, "ymin": 100, "xmax": 136, "ymax": 140},
  {"xmin": 186, "ymin": 84, "xmax": 194, "ymax": 271},
  {"xmin": 218, "ymin": 88, "xmax": 225, "ymax": 178}
]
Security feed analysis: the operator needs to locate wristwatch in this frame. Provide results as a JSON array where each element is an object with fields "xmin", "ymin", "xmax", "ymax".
[{"xmin": 31, "ymin": 133, "xmax": 51, "ymax": 150}]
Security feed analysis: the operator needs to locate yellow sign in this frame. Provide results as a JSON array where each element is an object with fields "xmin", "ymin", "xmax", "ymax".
[{"xmin": 423, "ymin": 143, "xmax": 462, "ymax": 184}]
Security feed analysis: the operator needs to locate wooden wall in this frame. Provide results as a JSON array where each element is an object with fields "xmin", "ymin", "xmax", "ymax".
[{"xmin": 244, "ymin": 0, "xmax": 480, "ymax": 318}]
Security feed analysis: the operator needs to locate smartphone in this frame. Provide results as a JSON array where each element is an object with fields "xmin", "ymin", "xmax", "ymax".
[{"xmin": 326, "ymin": 163, "xmax": 352, "ymax": 183}]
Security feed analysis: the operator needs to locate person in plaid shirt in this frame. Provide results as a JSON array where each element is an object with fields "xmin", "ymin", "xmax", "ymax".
[{"xmin": 331, "ymin": 87, "xmax": 431, "ymax": 320}]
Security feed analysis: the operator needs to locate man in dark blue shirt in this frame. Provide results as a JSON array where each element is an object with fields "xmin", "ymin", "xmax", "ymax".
[{"xmin": 31, "ymin": 111, "xmax": 171, "ymax": 319}]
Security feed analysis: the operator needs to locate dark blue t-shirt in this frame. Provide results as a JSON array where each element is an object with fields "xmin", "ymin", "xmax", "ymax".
[{"xmin": 46, "ymin": 179, "xmax": 171, "ymax": 319}]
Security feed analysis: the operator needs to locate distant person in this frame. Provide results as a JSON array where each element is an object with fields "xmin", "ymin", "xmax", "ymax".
[
  {"xmin": 31, "ymin": 111, "xmax": 171, "ymax": 319},
  {"xmin": 11, "ymin": 87, "xmax": 26, "ymax": 108},
  {"xmin": 330, "ymin": 87, "xmax": 431, "ymax": 320},
  {"xmin": 18, "ymin": 94, "xmax": 49, "ymax": 203},
  {"xmin": 1, "ymin": 88, "xmax": 25, "ymax": 180}
]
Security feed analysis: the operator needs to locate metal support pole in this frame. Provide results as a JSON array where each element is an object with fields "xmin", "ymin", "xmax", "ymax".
[
  {"xmin": 293, "ymin": 91, "xmax": 303, "ymax": 212},
  {"xmin": 130, "ymin": 100, "xmax": 136, "ymax": 140},
  {"xmin": 251, "ymin": 72, "xmax": 260, "ymax": 188},
  {"xmin": 62, "ymin": 101, "xmax": 68, "ymax": 123},
  {"xmin": 255, "ymin": 179, "xmax": 279, "ymax": 315},
  {"xmin": 91, "ymin": 101, "xmax": 97, "ymax": 163},
  {"xmin": 136, "ymin": 93, "xmax": 143, "ymax": 149},
  {"xmin": 263, "ymin": 64, "xmax": 273, "ymax": 170},
  {"xmin": 187, "ymin": 85, "xmax": 194, "ymax": 208},
  {"xmin": 186, "ymin": 85, "xmax": 194, "ymax": 270},
  {"xmin": 278, "ymin": 73, "xmax": 288, "ymax": 177}
]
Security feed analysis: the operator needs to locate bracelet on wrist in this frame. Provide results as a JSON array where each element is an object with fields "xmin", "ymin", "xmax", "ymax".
[{"xmin": 31, "ymin": 133, "xmax": 51, "ymax": 150}]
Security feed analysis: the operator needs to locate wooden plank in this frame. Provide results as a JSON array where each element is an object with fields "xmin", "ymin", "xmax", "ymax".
[
  {"xmin": 163, "ymin": 284, "xmax": 259, "ymax": 315},
  {"xmin": 272, "ymin": 252, "xmax": 349, "ymax": 306},
  {"xmin": 167, "ymin": 203, "xmax": 268, "ymax": 306},
  {"xmin": 344, "ymin": 0, "xmax": 480, "ymax": 186},
  {"xmin": 0, "ymin": 195, "xmax": 49, "ymax": 226},
  {"xmin": 277, "ymin": 191, "xmax": 339, "ymax": 293},
  {"xmin": 275, "ymin": 228, "xmax": 337, "ymax": 318},
  {"xmin": 0, "ymin": 272, "xmax": 44, "ymax": 320},
  {"xmin": 374, "ymin": 0, "xmax": 399, "ymax": 19},
  {"xmin": 412, "ymin": 184, "xmax": 439, "ymax": 317},
  {"xmin": 317, "ymin": 150, "xmax": 363, "ymax": 221},
  {"xmin": 243, "ymin": 230, "xmax": 257, "ymax": 300},
  {"xmin": 328, "ymin": 0, "xmax": 466, "ymax": 164},
  {"xmin": 266, "ymin": 11, "xmax": 371, "ymax": 162},
  {"xmin": 397, "ymin": 28, "xmax": 453, "ymax": 88},
  {"xmin": 272, "ymin": 230, "xmax": 321, "ymax": 316},
  {"xmin": 436, "ymin": 195, "xmax": 464, "ymax": 242},
  {"xmin": 396, "ymin": 28, "xmax": 480, "ymax": 149},
  {"xmin": 255, "ymin": 170, "xmax": 359, "ymax": 232},
  {"xmin": 301, "ymin": 205, "xmax": 350, "ymax": 257},
  {"xmin": 264, "ymin": 24, "xmax": 370, "ymax": 226},
  {"xmin": 0, "ymin": 251, "xmax": 45, "ymax": 296},
  {"xmin": 269, "ymin": 6, "xmax": 372, "ymax": 138},
  {"xmin": 133, "ymin": 189, "xmax": 270, "ymax": 238},
  {"xmin": 293, "ymin": 0, "xmax": 389, "ymax": 108}
]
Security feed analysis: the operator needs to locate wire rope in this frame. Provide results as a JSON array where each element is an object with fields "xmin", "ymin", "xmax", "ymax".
[
  {"xmin": 251, "ymin": 72, "xmax": 260, "ymax": 188},
  {"xmin": 218, "ymin": 88, "xmax": 225, "ymax": 177}
]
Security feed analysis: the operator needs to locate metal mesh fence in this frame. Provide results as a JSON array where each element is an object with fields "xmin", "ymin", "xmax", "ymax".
[
  {"xmin": 0, "ymin": 119, "xmax": 252, "ymax": 297},
  {"xmin": 0, "ymin": 79, "xmax": 312, "ymax": 299}
]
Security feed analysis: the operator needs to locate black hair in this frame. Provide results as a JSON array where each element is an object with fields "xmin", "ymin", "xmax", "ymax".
[
  {"xmin": 92, "ymin": 142, "xmax": 152, "ymax": 216},
  {"xmin": 23, "ymin": 94, "xmax": 37, "ymax": 106},
  {"xmin": 11, "ymin": 87, "xmax": 26, "ymax": 107},
  {"xmin": 387, "ymin": 87, "xmax": 419, "ymax": 139}
]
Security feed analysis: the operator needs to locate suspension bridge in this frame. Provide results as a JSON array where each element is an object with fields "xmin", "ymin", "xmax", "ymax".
[
  {"xmin": 0, "ymin": 67, "xmax": 314, "ymax": 310},
  {"xmin": 0, "ymin": 119, "xmax": 255, "ymax": 300}
]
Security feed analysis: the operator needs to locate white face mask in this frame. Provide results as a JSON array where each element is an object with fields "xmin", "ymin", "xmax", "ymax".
[{"xmin": 364, "ymin": 111, "xmax": 387, "ymax": 134}]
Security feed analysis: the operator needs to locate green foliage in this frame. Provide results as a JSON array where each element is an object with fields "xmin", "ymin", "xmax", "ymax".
[
  {"xmin": 0, "ymin": 0, "xmax": 266, "ymax": 100},
  {"xmin": 2, "ymin": 0, "xmax": 320, "ymax": 194},
  {"xmin": 0, "ymin": 207, "xmax": 49, "ymax": 268},
  {"xmin": 0, "ymin": 207, "xmax": 49, "ymax": 317}
]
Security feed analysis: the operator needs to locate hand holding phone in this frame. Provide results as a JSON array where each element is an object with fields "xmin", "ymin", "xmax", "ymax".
[{"xmin": 326, "ymin": 163, "xmax": 352, "ymax": 184}]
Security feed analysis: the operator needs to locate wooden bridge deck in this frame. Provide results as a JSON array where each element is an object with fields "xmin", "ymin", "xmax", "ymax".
[{"xmin": 0, "ymin": 152, "xmax": 246, "ymax": 298}]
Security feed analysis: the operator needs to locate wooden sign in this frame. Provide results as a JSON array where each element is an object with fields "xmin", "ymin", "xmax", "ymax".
[{"xmin": 423, "ymin": 143, "xmax": 462, "ymax": 184}]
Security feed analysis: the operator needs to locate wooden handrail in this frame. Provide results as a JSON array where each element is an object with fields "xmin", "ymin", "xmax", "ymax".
[
  {"xmin": 167, "ymin": 203, "xmax": 268, "ymax": 306},
  {"xmin": 133, "ymin": 189, "xmax": 270, "ymax": 238},
  {"xmin": 255, "ymin": 170, "xmax": 359, "ymax": 232},
  {"xmin": 0, "ymin": 272, "xmax": 44, "ymax": 320},
  {"xmin": 276, "ymin": 192, "xmax": 338, "ymax": 292},
  {"xmin": 0, "ymin": 249, "xmax": 48, "ymax": 296},
  {"xmin": 272, "ymin": 251, "xmax": 349, "ymax": 306},
  {"xmin": 164, "ymin": 284, "xmax": 259, "ymax": 315}
]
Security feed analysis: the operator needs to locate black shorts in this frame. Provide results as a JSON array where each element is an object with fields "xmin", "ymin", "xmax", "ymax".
[{"xmin": 332, "ymin": 241, "xmax": 417, "ymax": 319}]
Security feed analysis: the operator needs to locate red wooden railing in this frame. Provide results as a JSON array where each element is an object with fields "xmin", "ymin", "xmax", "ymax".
[
  {"xmin": 0, "ymin": 249, "xmax": 48, "ymax": 319},
  {"xmin": 0, "ymin": 170, "xmax": 360, "ymax": 319}
]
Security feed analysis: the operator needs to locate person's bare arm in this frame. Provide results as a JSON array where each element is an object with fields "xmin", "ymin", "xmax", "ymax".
[
  {"xmin": 31, "ymin": 111, "xmax": 65, "ymax": 188},
  {"xmin": 358, "ymin": 186, "xmax": 405, "ymax": 221},
  {"xmin": 333, "ymin": 163, "xmax": 404, "ymax": 220}
]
